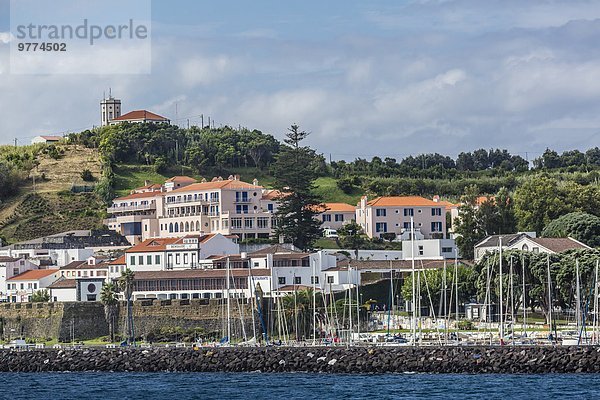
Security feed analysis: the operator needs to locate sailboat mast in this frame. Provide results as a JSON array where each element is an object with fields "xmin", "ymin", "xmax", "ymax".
[
  {"xmin": 312, "ymin": 258, "xmax": 317, "ymax": 345},
  {"xmin": 547, "ymin": 254, "xmax": 553, "ymax": 340},
  {"xmin": 226, "ymin": 256, "xmax": 231, "ymax": 344},
  {"xmin": 510, "ymin": 256, "xmax": 515, "ymax": 345},
  {"xmin": 498, "ymin": 237, "xmax": 504, "ymax": 342},
  {"xmin": 576, "ymin": 259, "xmax": 581, "ymax": 336},
  {"xmin": 411, "ymin": 216, "xmax": 416, "ymax": 345},
  {"xmin": 522, "ymin": 255, "xmax": 527, "ymax": 338},
  {"xmin": 594, "ymin": 260, "xmax": 599, "ymax": 345},
  {"xmin": 348, "ymin": 266, "xmax": 353, "ymax": 345}
]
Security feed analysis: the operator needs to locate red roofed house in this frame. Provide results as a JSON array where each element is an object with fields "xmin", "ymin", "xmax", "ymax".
[
  {"xmin": 356, "ymin": 195, "xmax": 447, "ymax": 240},
  {"xmin": 109, "ymin": 110, "xmax": 170, "ymax": 125},
  {"xmin": 124, "ymin": 233, "xmax": 239, "ymax": 272},
  {"xmin": 6, "ymin": 269, "xmax": 61, "ymax": 303},
  {"xmin": 31, "ymin": 135, "xmax": 62, "ymax": 144},
  {"xmin": 317, "ymin": 202, "xmax": 356, "ymax": 230}
]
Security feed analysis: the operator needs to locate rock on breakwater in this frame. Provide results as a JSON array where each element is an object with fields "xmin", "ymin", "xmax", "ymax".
[{"xmin": 1, "ymin": 346, "xmax": 599, "ymax": 374}]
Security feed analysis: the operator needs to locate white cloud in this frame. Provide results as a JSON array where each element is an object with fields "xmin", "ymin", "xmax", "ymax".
[
  {"xmin": 0, "ymin": 32, "xmax": 12, "ymax": 44},
  {"xmin": 179, "ymin": 55, "xmax": 237, "ymax": 87}
]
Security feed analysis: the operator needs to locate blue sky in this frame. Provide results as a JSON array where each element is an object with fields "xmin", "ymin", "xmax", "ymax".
[{"xmin": 2, "ymin": 0, "xmax": 600, "ymax": 159}]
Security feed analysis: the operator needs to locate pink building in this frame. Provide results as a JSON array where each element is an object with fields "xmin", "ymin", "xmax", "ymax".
[
  {"xmin": 356, "ymin": 196, "xmax": 446, "ymax": 239},
  {"xmin": 318, "ymin": 203, "xmax": 356, "ymax": 230}
]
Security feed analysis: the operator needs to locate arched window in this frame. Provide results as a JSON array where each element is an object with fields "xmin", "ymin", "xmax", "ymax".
[
  {"xmin": 185, "ymin": 222, "xmax": 190, "ymax": 232},
  {"xmin": 174, "ymin": 223, "xmax": 179, "ymax": 232},
  {"xmin": 180, "ymin": 222, "xmax": 184, "ymax": 232},
  {"xmin": 522, "ymin": 244, "xmax": 529, "ymax": 251},
  {"xmin": 196, "ymin": 221, "xmax": 200, "ymax": 231},
  {"xmin": 169, "ymin": 223, "xmax": 173, "ymax": 233}
]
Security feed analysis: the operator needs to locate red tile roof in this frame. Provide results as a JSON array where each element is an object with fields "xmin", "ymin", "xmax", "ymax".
[
  {"xmin": 125, "ymin": 234, "xmax": 217, "ymax": 253},
  {"xmin": 8, "ymin": 269, "xmax": 59, "ymax": 281},
  {"xmin": 366, "ymin": 196, "xmax": 440, "ymax": 207},
  {"xmin": 322, "ymin": 202, "xmax": 356, "ymax": 212},
  {"xmin": 47, "ymin": 279, "xmax": 76, "ymax": 289},
  {"xmin": 109, "ymin": 255, "xmax": 126, "ymax": 265},
  {"xmin": 169, "ymin": 179, "xmax": 261, "ymax": 193},
  {"xmin": 111, "ymin": 110, "xmax": 169, "ymax": 122},
  {"xmin": 166, "ymin": 176, "xmax": 197, "ymax": 183},
  {"xmin": 39, "ymin": 135, "xmax": 62, "ymax": 141}
]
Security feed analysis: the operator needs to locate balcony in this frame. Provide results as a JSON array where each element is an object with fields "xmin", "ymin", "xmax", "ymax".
[
  {"xmin": 234, "ymin": 197, "xmax": 252, "ymax": 204},
  {"xmin": 108, "ymin": 203, "xmax": 156, "ymax": 213}
]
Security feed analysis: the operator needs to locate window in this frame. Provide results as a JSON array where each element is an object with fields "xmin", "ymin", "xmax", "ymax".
[
  {"xmin": 257, "ymin": 217, "xmax": 269, "ymax": 229},
  {"xmin": 245, "ymin": 218, "xmax": 254, "ymax": 229},
  {"xmin": 236, "ymin": 205, "xmax": 249, "ymax": 214},
  {"xmin": 33, "ymin": 283, "xmax": 37, "ymax": 289},
  {"xmin": 431, "ymin": 207, "xmax": 442, "ymax": 216},
  {"xmin": 418, "ymin": 246, "xmax": 424, "ymax": 256},
  {"xmin": 327, "ymin": 276, "xmax": 334, "ymax": 284},
  {"xmin": 231, "ymin": 218, "xmax": 242, "ymax": 229},
  {"xmin": 431, "ymin": 222, "xmax": 443, "ymax": 232},
  {"xmin": 139, "ymin": 256, "xmax": 144, "ymax": 265},
  {"xmin": 442, "ymin": 247, "xmax": 453, "ymax": 253},
  {"xmin": 155, "ymin": 255, "xmax": 161, "ymax": 265},
  {"xmin": 147, "ymin": 255, "xmax": 152, "ymax": 265},
  {"xmin": 278, "ymin": 277, "xmax": 286, "ymax": 285},
  {"xmin": 294, "ymin": 276, "xmax": 301, "ymax": 285},
  {"xmin": 334, "ymin": 214, "xmax": 344, "ymax": 222},
  {"xmin": 311, "ymin": 276, "xmax": 319, "ymax": 284},
  {"xmin": 184, "ymin": 254, "xmax": 189, "ymax": 264},
  {"xmin": 267, "ymin": 203, "xmax": 274, "ymax": 212},
  {"xmin": 13, "ymin": 268, "xmax": 19, "ymax": 275},
  {"xmin": 176, "ymin": 254, "xmax": 181, "ymax": 264},
  {"xmin": 322, "ymin": 214, "xmax": 332, "ymax": 222},
  {"xmin": 403, "ymin": 222, "xmax": 411, "ymax": 230},
  {"xmin": 375, "ymin": 222, "xmax": 387, "ymax": 233},
  {"xmin": 376, "ymin": 208, "xmax": 386, "ymax": 217},
  {"xmin": 130, "ymin": 256, "xmax": 136, "ymax": 266},
  {"xmin": 533, "ymin": 247, "xmax": 539, "ymax": 254},
  {"xmin": 403, "ymin": 208, "xmax": 414, "ymax": 216}
]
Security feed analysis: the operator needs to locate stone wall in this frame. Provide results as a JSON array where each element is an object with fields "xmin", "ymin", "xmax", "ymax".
[
  {"xmin": 1, "ymin": 346, "xmax": 600, "ymax": 373},
  {"xmin": 0, "ymin": 300, "xmax": 255, "ymax": 342}
]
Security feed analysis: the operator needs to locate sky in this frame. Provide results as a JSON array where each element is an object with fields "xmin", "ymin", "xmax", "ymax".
[{"xmin": 1, "ymin": 0, "xmax": 600, "ymax": 160}]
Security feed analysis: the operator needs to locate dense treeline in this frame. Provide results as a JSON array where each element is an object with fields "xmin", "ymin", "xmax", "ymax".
[{"xmin": 69, "ymin": 123, "xmax": 281, "ymax": 173}]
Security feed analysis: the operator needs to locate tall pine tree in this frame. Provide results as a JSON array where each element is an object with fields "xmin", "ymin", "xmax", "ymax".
[{"xmin": 272, "ymin": 124, "xmax": 323, "ymax": 250}]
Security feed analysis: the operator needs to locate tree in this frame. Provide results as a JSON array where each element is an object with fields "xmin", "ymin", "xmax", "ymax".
[
  {"xmin": 337, "ymin": 221, "xmax": 366, "ymax": 258},
  {"xmin": 542, "ymin": 212, "xmax": 600, "ymax": 247},
  {"xmin": 272, "ymin": 124, "xmax": 323, "ymax": 250},
  {"xmin": 513, "ymin": 176, "xmax": 571, "ymax": 233},
  {"xmin": 119, "ymin": 269, "xmax": 135, "ymax": 344},
  {"xmin": 454, "ymin": 185, "xmax": 485, "ymax": 259},
  {"xmin": 80, "ymin": 169, "xmax": 94, "ymax": 182},
  {"xmin": 100, "ymin": 281, "xmax": 118, "ymax": 342},
  {"xmin": 30, "ymin": 289, "xmax": 49, "ymax": 302}
]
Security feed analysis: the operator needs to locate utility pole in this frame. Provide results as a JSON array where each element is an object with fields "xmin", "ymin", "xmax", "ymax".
[{"xmin": 14, "ymin": 138, "xmax": 18, "ymax": 147}]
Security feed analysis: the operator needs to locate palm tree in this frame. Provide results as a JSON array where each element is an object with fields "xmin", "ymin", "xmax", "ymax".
[
  {"xmin": 100, "ymin": 282, "xmax": 118, "ymax": 342},
  {"xmin": 119, "ymin": 269, "xmax": 135, "ymax": 344}
]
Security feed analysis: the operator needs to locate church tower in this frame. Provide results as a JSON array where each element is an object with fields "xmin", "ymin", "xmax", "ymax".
[{"xmin": 100, "ymin": 89, "xmax": 121, "ymax": 126}]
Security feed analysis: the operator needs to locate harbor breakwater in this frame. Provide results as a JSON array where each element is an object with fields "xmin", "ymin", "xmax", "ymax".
[{"xmin": 1, "ymin": 346, "xmax": 600, "ymax": 373}]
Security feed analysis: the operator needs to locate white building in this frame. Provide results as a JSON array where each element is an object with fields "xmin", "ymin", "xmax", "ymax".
[
  {"xmin": 0, "ymin": 256, "xmax": 39, "ymax": 301},
  {"xmin": 31, "ymin": 135, "xmax": 62, "ymax": 145},
  {"xmin": 474, "ymin": 233, "xmax": 589, "ymax": 261},
  {"xmin": 6, "ymin": 269, "xmax": 62, "ymax": 303}
]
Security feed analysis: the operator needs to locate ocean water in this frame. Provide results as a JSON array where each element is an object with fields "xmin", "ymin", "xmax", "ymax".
[{"xmin": 5, "ymin": 372, "xmax": 600, "ymax": 399}]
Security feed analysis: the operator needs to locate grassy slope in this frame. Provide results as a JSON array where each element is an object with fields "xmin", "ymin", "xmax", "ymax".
[{"xmin": 0, "ymin": 145, "xmax": 104, "ymax": 243}]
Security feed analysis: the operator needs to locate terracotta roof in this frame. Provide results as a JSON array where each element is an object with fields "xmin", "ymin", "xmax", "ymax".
[
  {"xmin": 322, "ymin": 202, "xmax": 356, "ymax": 212},
  {"xmin": 59, "ymin": 261, "xmax": 86, "ymax": 270},
  {"xmin": 133, "ymin": 268, "xmax": 271, "ymax": 280},
  {"xmin": 366, "ymin": 196, "xmax": 440, "ymax": 207},
  {"xmin": 261, "ymin": 189, "xmax": 285, "ymax": 200},
  {"xmin": 8, "ymin": 269, "xmax": 60, "ymax": 281},
  {"xmin": 165, "ymin": 176, "xmax": 197, "ymax": 183},
  {"xmin": 47, "ymin": 279, "xmax": 76, "ymax": 289},
  {"xmin": 476, "ymin": 196, "xmax": 494, "ymax": 206},
  {"xmin": 109, "ymin": 255, "xmax": 126, "ymax": 265},
  {"xmin": 435, "ymin": 200, "xmax": 459, "ymax": 210},
  {"xmin": 135, "ymin": 183, "xmax": 162, "ymax": 191},
  {"xmin": 39, "ymin": 135, "xmax": 62, "ymax": 141},
  {"xmin": 111, "ymin": 110, "xmax": 169, "ymax": 122},
  {"xmin": 169, "ymin": 179, "xmax": 262, "ymax": 194},
  {"xmin": 125, "ymin": 234, "xmax": 216, "ymax": 253},
  {"xmin": 113, "ymin": 191, "xmax": 163, "ymax": 201},
  {"xmin": 529, "ymin": 237, "xmax": 591, "ymax": 252},
  {"xmin": 0, "ymin": 256, "xmax": 20, "ymax": 263}
]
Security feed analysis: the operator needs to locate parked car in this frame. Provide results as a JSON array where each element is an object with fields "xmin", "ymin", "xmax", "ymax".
[{"xmin": 323, "ymin": 229, "xmax": 338, "ymax": 239}]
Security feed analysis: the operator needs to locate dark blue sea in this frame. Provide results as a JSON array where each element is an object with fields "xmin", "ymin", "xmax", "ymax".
[{"xmin": 4, "ymin": 372, "xmax": 600, "ymax": 399}]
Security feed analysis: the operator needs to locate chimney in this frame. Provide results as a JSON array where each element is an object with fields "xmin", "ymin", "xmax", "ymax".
[
  {"xmin": 144, "ymin": 180, "xmax": 150, "ymax": 186},
  {"xmin": 234, "ymin": 174, "xmax": 240, "ymax": 181},
  {"xmin": 211, "ymin": 177, "xmax": 218, "ymax": 182},
  {"xmin": 433, "ymin": 195, "xmax": 440, "ymax": 202},
  {"xmin": 227, "ymin": 175, "xmax": 234, "ymax": 180},
  {"xmin": 252, "ymin": 178, "xmax": 258, "ymax": 186},
  {"xmin": 217, "ymin": 176, "xmax": 223, "ymax": 181}
]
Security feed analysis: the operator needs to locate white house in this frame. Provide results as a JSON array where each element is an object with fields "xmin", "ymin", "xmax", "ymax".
[
  {"xmin": 31, "ymin": 135, "xmax": 62, "ymax": 144},
  {"xmin": 474, "ymin": 233, "xmax": 590, "ymax": 261},
  {"xmin": 124, "ymin": 234, "xmax": 239, "ymax": 272},
  {"xmin": 0, "ymin": 256, "xmax": 39, "ymax": 301},
  {"xmin": 6, "ymin": 269, "xmax": 61, "ymax": 303}
]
